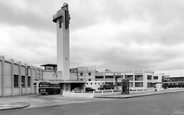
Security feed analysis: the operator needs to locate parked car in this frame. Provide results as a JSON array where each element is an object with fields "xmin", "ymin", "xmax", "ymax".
[
  {"xmin": 73, "ymin": 87, "xmax": 82, "ymax": 93},
  {"xmin": 98, "ymin": 84, "xmax": 115, "ymax": 90},
  {"xmin": 85, "ymin": 87, "xmax": 95, "ymax": 92}
]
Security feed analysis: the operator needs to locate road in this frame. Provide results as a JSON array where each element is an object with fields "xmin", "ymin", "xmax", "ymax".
[{"xmin": 1, "ymin": 92, "xmax": 184, "ymax": 115}]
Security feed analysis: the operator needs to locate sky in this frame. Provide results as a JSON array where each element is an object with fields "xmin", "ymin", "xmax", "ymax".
[{"xmin": 0, "ymin": 0, "xmax": 184, "ymax": 76}]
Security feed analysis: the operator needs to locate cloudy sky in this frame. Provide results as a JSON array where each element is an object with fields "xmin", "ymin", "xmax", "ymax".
[{"xmin": 0, "ymin": 0, "xmax": 184, "ymax": 76}]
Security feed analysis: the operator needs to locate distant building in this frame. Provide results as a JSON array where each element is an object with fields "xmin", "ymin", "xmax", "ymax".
[
  {"xmin": 41, "ymin": 65, "xmax": 166, "ymax": 91},
  {"xmin": 78, "ymin": 68, "xmax": 165, "ymax": 91},
  {"xmin": 162, "ymin": 76, "xmax": 184, "ymax": 88}
]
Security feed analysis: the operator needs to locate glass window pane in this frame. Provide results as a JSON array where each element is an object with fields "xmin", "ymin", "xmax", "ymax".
[
  {"xmin": 135, "ymin": 75, "xmax": 143, "ymax": 81},
  {"xmin": 135, "ymin": 82, "xmax": 143, "ymax": 87},
  {"xmin": 125, "ymin": 75, "xmax": 133, "ymax": 81}
]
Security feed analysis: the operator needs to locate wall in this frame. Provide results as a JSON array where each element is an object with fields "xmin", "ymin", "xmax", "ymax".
[
  {"xmin": 86, "ymin": 81, "xmax": 105, "ymax": 91},
  {"xmin": 82, "ymin": 69, "xmax": 165, "ymax": 90},
  {"xmin": 0, "ymin": 56, "xmax": 42, "ymax": 97},
  {"xmin": 42, "ymin": 70, "xmax": 57, "ymax": 80}
]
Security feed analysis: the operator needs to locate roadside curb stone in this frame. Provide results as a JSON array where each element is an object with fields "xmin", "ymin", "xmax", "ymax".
[
  {"xmin": 0, "ymin": 96, "xmax": 30, "ymax": 111},
  {"xmin": 95, "ymin": 89, "xmax": 184, "ymax": 99}
]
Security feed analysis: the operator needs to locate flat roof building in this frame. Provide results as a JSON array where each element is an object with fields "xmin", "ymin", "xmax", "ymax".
[{"xmin": 0, "ymin": 56, "xmax": 42, "ymax": 97}]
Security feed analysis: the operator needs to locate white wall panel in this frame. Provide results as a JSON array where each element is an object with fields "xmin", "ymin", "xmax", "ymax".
[
  {"xmin": 4, "ymin": 62, "xmax": 11, "ymax": 76},
  {"xmin": 4, "ymin": 88, "xmax": 11, "ymax": 96},
  {"xmin": 13, "ymin": 88, "xmax": 19, "ymax": 95},
  {"xmin": 21, "ymin": 66, "xmax": 26, "ymax": 76},
  {"xmin": 14, "ymin": 64, "xmax": 19, "ymax": 75},
  {"xmin": 4, "ymin": 75, "xmax": 11, "ymax": 87}
]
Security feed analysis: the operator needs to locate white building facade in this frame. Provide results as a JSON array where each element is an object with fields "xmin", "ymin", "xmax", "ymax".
[
  {"xmin": 77, "ymin": 67, "xmax": 165, "ymax": 91},
  {"xmin": 0, "ymin": 56, "xmax": 42, "ymax": 97}
]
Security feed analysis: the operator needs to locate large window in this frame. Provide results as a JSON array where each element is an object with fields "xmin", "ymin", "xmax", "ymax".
[
  {"xmin": 147, "ymin": 82, "xmax": 154, "ymax": 88},
  {"xmin": 135, "ymin": 82, "xmax": 143, "ymax": 87},
  {"xmin": 153, "ymin": 76, "xmax": 158, "ymax": 80},
  {"xmin": 22, "ymin": 76, "xmax": 25, "ymax": 87},
  {"xmin": 135, "ymin": 75, "xmax": 143, "ymax": 81},
  {"xmin": 147, "ymin": 75, "xmax": 152, "ymax": 80},
  {"xmin": 95, "ymin": 76, "xmax": 103, "ymax": 79},
  {"xmin": 14, "ymin": 75, "xmax": 19, "ymax": 87},
  {"xmin": 125, "ymin": 75, "xmax": 133, "ymax": 81},
  {"xmin": 28, "ymin": 77, "xmax": 31, "ymax": 87},
  {"xmin": 105, "ymin": 76, "xmax": 113, "ymax": 78}
]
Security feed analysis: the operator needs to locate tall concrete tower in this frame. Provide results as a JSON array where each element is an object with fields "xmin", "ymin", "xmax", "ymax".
[{"xmin": 53, "ymin": 3, "xmax": 71, "ymax": 80}]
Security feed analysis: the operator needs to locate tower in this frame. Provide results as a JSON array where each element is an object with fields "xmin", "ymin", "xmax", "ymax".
[{"xmin": 53, "ymin": 3, "xmax": 71, "ymax": 80}]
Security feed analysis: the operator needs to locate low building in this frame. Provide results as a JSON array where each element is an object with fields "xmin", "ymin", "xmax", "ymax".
[
  {"xmin": 79, "ymin": 68, "xmax": 165, "ymax": 91},
  {"xmin": 40, "ymin": 64, "xmax": 85, "ymax": 92},
  {"xmin": 0, "ymin": 56, "xmax": 42, "ymax": 97},
  {"xmin": 162, "ymin": 76, "xmax": 184, "ymax": 88}
]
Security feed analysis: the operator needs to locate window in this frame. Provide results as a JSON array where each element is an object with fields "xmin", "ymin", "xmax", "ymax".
[
  {"xmin": 135, "ymin": 75, "xmax": 143, "ymax": 81},
  {"xmin": 147, "ymin": 75, "xmax": 152, "ymax": 80},
  {"xmin": 91, "ymin": 83, "xmax": 93, "ymax": 85},
  {"xmin": 28, "ymin": 77, "xmax": 31, "ymax": 87},
  {"xmin": 14, "ymin": 75, "xmax": 19, "ymax": 87},
  {"xmin": 125, "ymin": 75, "xmax": 133, "ymax": 81},
  {"xmin": 59, "ymin": 18, "xmax": 62, "ymax": 28},
  {"xmin": 105, "ymin": 82, "xmax": 113, "ymax": 85},
  {"xmin": 147, "ymin": 82, "xmax": 154, "ymax": 88},
  {"xmin": 88, "ymin": 79, "xmax": 91, "ymax": 81},
  {"xmin": 135, "ymin": 82, "xmax": 143, "ymax": 87},
  {"xmin": 80, "ymin": 73, "xmax": 83, "ymax": 76},
  {"xmin": 88, "ymin": 73, "xmax": 91, "ymax": 76},
  {"xmin": 45, "ymin": 66, "xmax": 54, "ymax": 70},
  {"xmin": 95, "ymin": 76, "xmax": 103, "ymax": 79},
  {"xmin": 153, "ymin": 76, "xmax": 158, "ymax": 80},
  {"xmin": 22, "ymin": 76, "xmax": 25, "ymax": 87},
  {"xmin": 105, "ymin": 76, "xmax": 113, "ymax": 78}
]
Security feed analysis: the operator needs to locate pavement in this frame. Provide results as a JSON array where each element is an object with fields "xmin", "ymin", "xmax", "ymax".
[
  {"xmin": 95, "ymin": 88, "xmax": 184, "ymax": 99},
  {"xmin": 0, "ymin": 88, "xmax": 184, "ymax": 111},
  {"xmin": 0, "ymin": 95, "xmax": 30, "ymax": 111}
]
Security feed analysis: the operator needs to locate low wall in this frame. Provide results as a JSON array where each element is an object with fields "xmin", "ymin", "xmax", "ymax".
[
  {"xmin": 94, "ymin": 91, "xmax": 121, "ymax": 97},
  {"xmin": 63, "ymin": 91, "xmax": 94, "ymax": 98},
  {"xmin": 63, "ymin": 90, "xmax": 122, "ymax": 98}
]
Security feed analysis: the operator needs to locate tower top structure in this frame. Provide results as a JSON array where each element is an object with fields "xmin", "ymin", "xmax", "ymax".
[{"xmin": 53, "ymin": 3, "xmax": 70, "ymax": 29}]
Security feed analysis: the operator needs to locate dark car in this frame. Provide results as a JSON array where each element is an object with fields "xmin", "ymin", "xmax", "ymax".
[
  {"xmin": 98, "ymin": 84, "xmax": 115, "ymax": 90},
  {"xmin": 85, "ymin": 87, "xmax": 95, "ymax": 92}
]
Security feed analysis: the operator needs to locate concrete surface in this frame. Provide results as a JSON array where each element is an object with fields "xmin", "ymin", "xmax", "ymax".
[
  {"xmin": 0, "ymin": 88, "xmax": 184, "ymax": 111},
  {"xmin": 0, "ymin": 95, "xmax": 30, "ymax": 111}
]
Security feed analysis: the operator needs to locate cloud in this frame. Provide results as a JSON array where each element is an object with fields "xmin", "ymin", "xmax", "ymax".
[
  {"xmin": 0, "ymin": 0, "xmax": 60, "ymax": 32},
  {"xmin": 0, "ymin": 24, "xmax": 56, "ymax": 66},
  {"xmin": 0, "ymin": 0, "xmax": 184, "ymax": 76}
]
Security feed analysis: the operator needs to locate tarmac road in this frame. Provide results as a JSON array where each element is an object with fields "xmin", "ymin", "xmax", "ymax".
[
  {"xmin": 1, "ymin": 92, "xmax": 184, "ymax": 115},
  {"xmin": 27, "ymin": 94, "xmax": 104, "ymax": 108}
]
